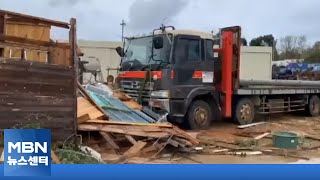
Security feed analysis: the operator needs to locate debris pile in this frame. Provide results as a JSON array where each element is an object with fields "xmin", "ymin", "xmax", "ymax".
[
  {"xmin": 297, "ymin": 71, "xmax": 320, "ymax": 81},
  {"xmin": 76, "ymin": 83, "xmax": 198, "ymax": 164}
]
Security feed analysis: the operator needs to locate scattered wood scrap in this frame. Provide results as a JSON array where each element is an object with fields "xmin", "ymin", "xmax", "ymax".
[
  {"xmin": 100, "ymin": 132, "xmax": 120, "ymax": 150},
  {"xmin": 77, "ymin": 84, "xmax": 199, "ymax": 164},
  {"xmin": 79, "ymin": 122, "xmax": 198, "ymax": 146},
  {"xmin": 254, "ymin": 133, "xmax": 270, "ymax": 140},
  {"xmin": 238, "ymin": 122, "xmax": 266, "ymax": 129}
]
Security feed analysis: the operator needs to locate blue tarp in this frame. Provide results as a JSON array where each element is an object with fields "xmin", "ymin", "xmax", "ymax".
[{"xmin": 286, "ymin": 63, "xmax": 320, "ymax": 73}]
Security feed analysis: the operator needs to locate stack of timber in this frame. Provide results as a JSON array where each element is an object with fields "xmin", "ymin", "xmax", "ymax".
[{"xmin": 77, "ymin": 83, "xmax": 198, "ymax": 163}]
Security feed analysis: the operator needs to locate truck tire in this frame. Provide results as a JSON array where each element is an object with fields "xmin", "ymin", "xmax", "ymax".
[
  {"xmin": 306, "ymin": 95, "xmax": 320, "ymax": 117},
  {"xmin": 234, "ymin": 98, "xmax": 255, "ymax": 125},
  {"xmin": 187, "ymin": 100, "xmax": 212, "ymax": 130}
]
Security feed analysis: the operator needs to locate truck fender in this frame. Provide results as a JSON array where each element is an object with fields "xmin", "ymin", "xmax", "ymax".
[{"xmin": 184, "ymin": 87, "xmax": 219, "ymax": 114}]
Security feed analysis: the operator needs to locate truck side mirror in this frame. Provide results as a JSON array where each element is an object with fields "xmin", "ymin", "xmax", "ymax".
[
  {"xmin": 153, "ymin": 37, "xmax": 164, "ymax": 49},
  {"xmin": 116, "ymin": 46, "xmax": 124, "ymax": 57}
]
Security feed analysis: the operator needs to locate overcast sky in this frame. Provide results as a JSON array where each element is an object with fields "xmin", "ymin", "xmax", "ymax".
[{"xmin": 1, "ymin": 0, "xmax": 319, "ymax": 44}]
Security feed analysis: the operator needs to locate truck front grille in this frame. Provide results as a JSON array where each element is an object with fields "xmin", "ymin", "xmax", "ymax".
[{"xmin": 120, "ymin": 80, "xmax": 154, "ymax": 100}]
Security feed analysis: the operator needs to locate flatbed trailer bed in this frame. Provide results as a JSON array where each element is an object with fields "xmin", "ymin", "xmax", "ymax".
[
  {"xmin": 237, "ymin": 79, "xmax": 320, "ymax": 95},
  {"xmin": 236, "ymin": 87, "xmax": 320, "ymax": 95},
  {"xmin": 232, "ymin": 80, "xmax": 320, "ymax": 120}
]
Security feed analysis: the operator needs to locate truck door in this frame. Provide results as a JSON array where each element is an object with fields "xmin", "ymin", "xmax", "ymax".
[{"xmin": 171, "ymin": 35, "xmax": 204, "ymax": 99}]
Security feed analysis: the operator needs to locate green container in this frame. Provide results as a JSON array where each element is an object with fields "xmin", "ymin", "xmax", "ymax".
[{"xmin": 272, "ymin": 132, "xmax": 302, "ymax": 150}]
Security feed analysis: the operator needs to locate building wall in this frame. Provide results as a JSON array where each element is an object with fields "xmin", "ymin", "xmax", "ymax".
[{"xmin": 78, "ymin": 40, "xmax": 122, "ymax": 83}]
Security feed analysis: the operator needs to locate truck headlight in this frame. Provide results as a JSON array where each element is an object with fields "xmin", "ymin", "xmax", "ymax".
[{"xmin": 151, "ymin": 90, "xmax": 170, "ymax": 98}]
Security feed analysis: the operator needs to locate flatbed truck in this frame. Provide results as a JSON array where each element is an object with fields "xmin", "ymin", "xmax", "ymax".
[{"xmin": 115, "ymin": 26, "xmax": 320, "ymax": 129}]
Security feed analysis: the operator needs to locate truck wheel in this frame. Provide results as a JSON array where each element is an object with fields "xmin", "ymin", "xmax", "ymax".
[
  {"xmin": 234, "ymin": 98, "xmax": 255, "ymax": 125},
  {"xmin": 306, "ymin": 95, "xmax": 320, "ymax": 117},
  {"xmin": 187, "ymin": 100, "xmax": 212, "ymax": 130}
]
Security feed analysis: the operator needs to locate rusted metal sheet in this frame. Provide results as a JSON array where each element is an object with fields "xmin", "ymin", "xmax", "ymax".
[{"xmin": 0, "ymin": 59, "xmax": 76, "ymax": 141}]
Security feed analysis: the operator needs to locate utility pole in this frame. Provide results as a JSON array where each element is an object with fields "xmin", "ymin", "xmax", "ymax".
[
  {"xmin": 120, "ymin": 19, "xmax": 126, "ymax": 46},
  {"xmin": 119, "ymin": 19, "xmax": 126, "ymax": 67}
]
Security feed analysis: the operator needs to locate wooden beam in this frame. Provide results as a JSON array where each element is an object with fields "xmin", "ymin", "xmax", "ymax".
[
  {"xmin": 0, "ymin": 42, "xmax": 50, "ymax": 52},
  {"xmin": 125, "ymin": 135, "xmax": 137, "ymax": 145},
  {"xmin": 79, "ymin": 124, "xmax": 171, "ymax": 138},
  {"xmin": 85, "ymin": 120, "xmax": 173, "ymax": 128},
  {"xmin": 113, "ymin": 141, "xmax": 147, "ymax": 164},
  {"xmin": 0, "ymin": 10, "xmax": 69, "ymax": 29},
  {"xmin": 100, "ymin": 132, "xmax": 120, "ymax": 150},
  {"xmin": 0, "ymin": 34, "xmax": 53, "ymax": 47}
]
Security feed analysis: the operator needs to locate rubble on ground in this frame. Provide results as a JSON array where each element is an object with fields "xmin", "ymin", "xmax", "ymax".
[
  {"xmin": 76, "ymin": 83, "xmax": 198, "ymax": 164},
  {"xmin": 76, "ymin": 83, "xmax": 320, "ymax": 164}
]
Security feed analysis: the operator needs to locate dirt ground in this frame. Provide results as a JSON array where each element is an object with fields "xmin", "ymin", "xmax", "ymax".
[
  {"xmin": 95, "ymin": 114, "xmax": 320, "ymax": 164},
  {"xmin": 169, "ymin": 114, "xmax": 320, "ymax": 164}
]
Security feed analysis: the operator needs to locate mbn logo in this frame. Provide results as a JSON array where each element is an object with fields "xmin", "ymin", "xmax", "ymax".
[
  {"xmin": 8, "ymin": 142, "xmax": 48, "ymax": 153},
  {"xmin": 4, "ymin": 129, "xmax": 51, "ymax": 176}
]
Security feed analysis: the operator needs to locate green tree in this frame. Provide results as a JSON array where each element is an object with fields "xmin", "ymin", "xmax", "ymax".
[
  {"xmin": 241, "ymin": 38, "xmax": 248, "ymax": 46},
  {"xmin": 304, "ymin": 41, "xmax": 320, "ymax": 63},
  {"xmin": 250, "ymin": 34, "xmax": 275, "ymax": 47},
  {"xmin": 250, "ymin": 34, "xmax": 279, "ymax": 60}
]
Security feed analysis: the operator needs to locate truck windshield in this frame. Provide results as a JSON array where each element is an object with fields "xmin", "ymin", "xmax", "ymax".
[{"xmin": 121, "ymin": 34, "xmax": 171, "ymax": 70}]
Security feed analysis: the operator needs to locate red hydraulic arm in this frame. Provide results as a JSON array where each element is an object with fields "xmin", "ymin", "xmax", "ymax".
[{"xmin": 214, "ymin": 31, "xmax": 234, "ymax": 118}]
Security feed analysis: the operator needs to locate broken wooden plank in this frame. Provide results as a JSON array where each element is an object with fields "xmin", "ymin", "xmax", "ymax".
[
  {"xmin": 238, "ymin": 122, "xmax": 266, "ymax": 129},
  {"xmin": 77, "ymin": 114, "xmax": 91, "ymax": 124},
  {"xmin": 77, "ymin": 97, "xmax": 104, "ymax": 119},
  {"xmin": 254, "ymin": 133, "xmax": 270, "ymax": 140},
  {"xmin": 142, "ymin": 145, "xmax": 159, "ymax": 154},
  {"xmin": 172, "ymin": 126, "xmax": 199, "ymax": 145},
  {"xmin": 88, "ymin": 123, "xmax": 165, "ymax": 132},
  {"xmin": 100, "ymin": 132, "xmax": 120, "ymax": 150},
  {"xmin": 125, "ymin": 135, "xmax": 137, "ymax": 145},
  {"xmin": 51, "ymin": 150, "xmax": 61, "ymax": 164},
  {"xmin": 173, "ymin": 137, "xmax": 194, "ymax": 147},
  {"xmin": 113, "ymin": 141, "xmax": 147, "ymax": 164},
  {"xmin": 79, "ymin": 124, "xmax": 171, "ymax": 138},
  {"xmin": 85, "ymin": 120, "xmax": 173, "ymax": 128},
  {"xmin": 123, "ymin": 141, "xmax": 147, "ymax": 157}
]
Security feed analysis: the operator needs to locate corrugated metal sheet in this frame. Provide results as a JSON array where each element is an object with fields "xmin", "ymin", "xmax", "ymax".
[
  {"xmin": 0, "ymin": 60, "xmax": 76, "ymax": 141},
  {"xmin": 85, "ymin": 85, "xmax": 155, "ymax": 123}
]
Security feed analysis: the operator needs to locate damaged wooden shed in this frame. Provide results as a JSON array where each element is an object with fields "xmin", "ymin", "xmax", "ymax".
[{"xmin": 0, "ymin": 10, "xmax": 78, "ymax": 141}]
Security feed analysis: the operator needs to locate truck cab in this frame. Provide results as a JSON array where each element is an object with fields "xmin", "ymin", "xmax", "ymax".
[{"xmin": 116, "ymin": 27, "xmax": 221, "ymax": 129}]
